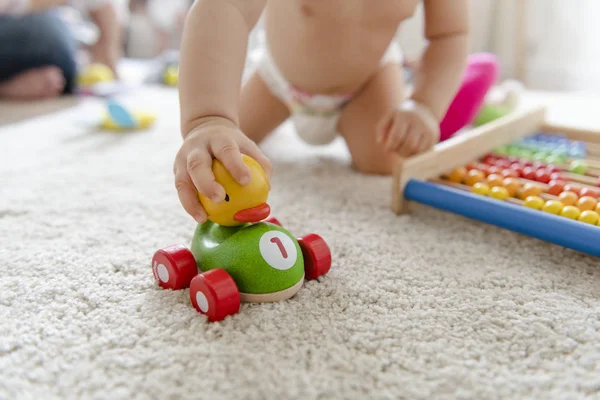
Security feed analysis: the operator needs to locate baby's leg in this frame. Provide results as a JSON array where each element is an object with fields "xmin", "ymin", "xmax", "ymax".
[
  {"xmin": 338, "ymin": 63, "xmax": 405, "ymax": 175},
  {"xmin": 0, "ymin": 11, "xmax": 77, "ymax": 97},
  {"xmin": 239, "ymin": 71, "xmax": 290, "ymax": 144}
]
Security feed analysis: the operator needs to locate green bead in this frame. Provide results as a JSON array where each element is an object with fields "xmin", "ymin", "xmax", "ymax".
[
  {"xmin": 545, "ymin": 155, "xmax": 565, "ymax": 165},
  {"xmin": 495, "ymin": 145, "xmax": 509, "ymax": 155},
  {"xmin": 517, "ymin": 149, "xmax": 534, "ymax": 159},
  {"xmin": 569, "ymin": 160, "xmax": 588, "ymax": 175},
  {"xmin": 533, "ymin": 152, "xmax": 549, "ymax": 161},
  {"xmin": 507, "ymin": 146, "xmax": 521, "ymax": 156}
]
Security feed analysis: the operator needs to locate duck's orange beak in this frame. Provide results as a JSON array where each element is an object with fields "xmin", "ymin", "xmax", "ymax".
[{"xmin": 234, "ymin": 203, "xmax": 271, "ymax": 223}]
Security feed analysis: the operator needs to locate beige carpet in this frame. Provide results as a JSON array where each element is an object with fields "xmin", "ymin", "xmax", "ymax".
[{"xmin": 1, "ymin": 87, "xmax": 599, "ymax": 400}]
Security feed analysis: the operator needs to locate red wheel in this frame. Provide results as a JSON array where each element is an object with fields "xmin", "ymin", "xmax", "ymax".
[
  {"xmin": 189, "ymin": 269, "xmax": 241, "ymax": 322},
  {"xmin": 151, "ymin": 245, "xmax": 198, "ymax": 290},
  {"xmin": 298, "ymin": 234, "xmax": 331, "ymax": 280},
  {"xmin": 263, "ymin": 216, "xmax": 282, "ymax": 226}
]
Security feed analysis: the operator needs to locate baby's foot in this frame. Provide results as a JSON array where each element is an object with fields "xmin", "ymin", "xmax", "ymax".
[{"xmin": 0, "ymin": 66, "xmax": 66, "ymax": 100}]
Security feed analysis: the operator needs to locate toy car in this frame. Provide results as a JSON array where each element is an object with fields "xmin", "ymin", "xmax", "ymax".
[{"xmin": 151, "ymin": 155, "xmax": 332, "ymax": 321}]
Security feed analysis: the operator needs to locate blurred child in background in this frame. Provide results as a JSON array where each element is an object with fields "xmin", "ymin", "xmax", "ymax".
[{"xmin": 0, "ymin": 0, "xmax": 121, "ymax": 100}]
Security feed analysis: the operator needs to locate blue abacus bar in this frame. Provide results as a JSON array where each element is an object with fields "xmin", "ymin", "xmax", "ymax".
[{"xmin": 404, "ymin": 180, "xmax": 600, "ymax": 258}]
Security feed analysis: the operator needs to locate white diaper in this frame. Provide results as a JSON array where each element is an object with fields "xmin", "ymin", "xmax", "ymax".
[{"xmin": 257, "ymin": 41, "xmax": 403, "ymax": 145}]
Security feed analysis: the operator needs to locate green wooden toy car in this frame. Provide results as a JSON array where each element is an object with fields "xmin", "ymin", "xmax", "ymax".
[{"xmin": 151, "ymin": 155, "xmax": 331, "ymax": 321}]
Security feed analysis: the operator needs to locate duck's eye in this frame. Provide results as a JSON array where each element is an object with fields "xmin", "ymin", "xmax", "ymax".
[{"xmin": 225, "ymin": 194, "xmax": 230, "ymax": 202}]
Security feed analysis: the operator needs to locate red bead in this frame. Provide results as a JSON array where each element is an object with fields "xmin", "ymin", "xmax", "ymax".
[
  {"xmin": 547, "ymin": 180, "xmax": 566, "ymax": 196},
  {"xmin": 564, "ymin": 184, "xmax": 581, "ymax": 196},
  {"xmin": 482, "ymin": 154, "xmax": 498, "ymax": 165},
  {"xmin": 550, "ymin": 172, "xmax": 563, "ymax": 181},
  {"xmin": 534, "ymin": 169, "xmax": 551, "ymax": 184},
  {"xmin": 507, "ymin": 156, "xmax": 520, "ymax": 164},
  {"xmin": 488, "ymin": 166, "xmax": 503, "ymax": 175},
  {"xmin": 466, "ymin": 163, "xmax": 478, "ymax": 171},
  {"xmin": 152, "ymin": 245, "xmax": 198, "ymax": 290},
  {"xmin": 532, "ymin": 161, "xmax": 546, "ymax": 171},
  {"xmin": 502, "ymin": 169, "xmax": 519, "ymax": 178},
  {"xmin": 495, "ymin": 159, "xmax": 511, "ymax": 169},
  {"xmin": 546, "ymin": 164, "xmax": 561, "ymax": 174},
  {"xmin": 522, "ymin": 166, "xmax": 537, "ymax": 181},
  {"xmin": 189, "ymin": 269, "xmax": 241, "ymax": 322},
  {"xmin": 580, "ymin": 188, "xmax": 600, "ymax": 198},
  {"xmin": 477, "ymin": 163, "xmax": 490, "ymax": 175},
  {"xmin": 299, "ymin": 234, "xmax": 332, "ymax": 280},
  {"xmin": 521, "ymin": 160, "xmax": 534, "ymax": 167}
]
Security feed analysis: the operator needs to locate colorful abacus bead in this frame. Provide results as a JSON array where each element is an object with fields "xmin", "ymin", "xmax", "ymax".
[
  {"xmin": 577, "ymin": 196, "xmax": 598, "ymax": 212},
  {"xmin": 465, "ymin": 169, "xmax": 485, "ymax": 186},
  {"xmin": 448, "ymin": 167, "xmax": 467, "ymax": 183},
  {"xmin": 547, "ymin": 180, "xmax": 566, "ymax": 196},
  {"xmin": 558, "ymin": 191, "xmax": 579, "ymax": 206},
  {"xmin": 472, "ymin": 182, "xmax": 490, "ymax": 196},
  {"xmin": 502, "ymin": 178, "xmax": 521, "ymax": 197},
  {"xmin": 489, "ymin": 186, "xmax": 509, "ymax": 200},
  {"xmin": 518, "ymin": 183, "xmax": 543, "ymax": 200},
  {"xmin": 564, "ymin": 184, "xmax": 582, "ymax": 196},
  {"xmin": 560, "ymin": 206, "xmax": 581, "ymax": 220},
  {"xmin": 486, "ymin": 174, "xmax": 504, "ymax": 188},
  {"xmin": 578, "ymin": 210, "xmax": 600, "ymax": 225},
  {"xmin": 524, "ymin": 196, "xmax": 544, "ymax": 210},
  {"xmin": 542, "ymin": 200, "xmax": 564, "ymax": 215},
  {"xmin": 580, "ymin": 188, "xmax": 599, "ymax": 199}
]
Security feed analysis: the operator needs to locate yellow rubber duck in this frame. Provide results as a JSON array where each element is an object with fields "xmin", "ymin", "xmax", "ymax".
[{"xmin": 198, "ymin": 155, "xmax": 270, "ymax": 226}]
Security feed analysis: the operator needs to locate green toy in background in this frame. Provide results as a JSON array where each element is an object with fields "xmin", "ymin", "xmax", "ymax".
[
  {"xmin": 151, "ymin": 155, "xmax": 332, "ymax": 322},
  {"xmin": 474, "ymin": 79, "xmax": 524, "ymax": 127}
]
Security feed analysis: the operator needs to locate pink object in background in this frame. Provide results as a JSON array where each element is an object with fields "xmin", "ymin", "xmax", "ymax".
[{"xmin": 439, "ymin": 52, "xmax": 499, "ymax": 141}]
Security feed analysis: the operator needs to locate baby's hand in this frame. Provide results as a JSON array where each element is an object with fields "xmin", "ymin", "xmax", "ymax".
[
  {"xmin": 174, "ymin": 117, "xmax": 272, "ymax": 223},
  {"xmin": 376, "ymin": 99, "xmax": 440, "ymax": 157}
]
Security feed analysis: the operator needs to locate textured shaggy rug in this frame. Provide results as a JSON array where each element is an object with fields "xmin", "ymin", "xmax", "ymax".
[{"xmin": 1, "ymin": 87, "xmax": 599, "ymax": 400}]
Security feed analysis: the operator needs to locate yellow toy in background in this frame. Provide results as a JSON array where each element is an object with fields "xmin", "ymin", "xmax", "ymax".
[
  {"xmin": 77, "ymin": 63, "xmax": 115, "ymax": 87},
  {"xmin": 99, "ymin": 99, "xmax": 157, "ymax": 132},
  {"xmin": 164, "ymin": 65, "xmax": 179, "ymax": 87},
  {"xmin": 100, "ymin": 110, "xmax": 157, "ymax": 131}
]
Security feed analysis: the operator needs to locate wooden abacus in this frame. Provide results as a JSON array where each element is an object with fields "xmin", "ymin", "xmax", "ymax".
[{"xmin": 392, "ymin": 105, "xmax": 600, "ymax": 258}]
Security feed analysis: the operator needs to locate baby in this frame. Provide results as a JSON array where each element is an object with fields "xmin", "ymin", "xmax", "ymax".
[{"xmin": 175, "ymin": 0, "xmax": 470, "ymax": 223}]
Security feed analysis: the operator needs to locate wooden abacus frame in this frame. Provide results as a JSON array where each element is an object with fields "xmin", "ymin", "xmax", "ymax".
[{"xmin": 392, "ymin": 104, "xmax": 600, "ymax": 257}]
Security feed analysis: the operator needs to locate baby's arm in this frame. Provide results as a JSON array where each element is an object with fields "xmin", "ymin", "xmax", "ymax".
[
  {"xmin": 175, "ymin": 0, "xmax": 271, "ymax": 222},
  {"xmin": 88, "ymin": 1, "xmax": 121, "ymax": 73},
  {"xmin": 410, "ymin": 0, "xmax": 470, "ymax": 120},
  {"xmin": 377, "ymin": 0, "xmax": 469, "ymax": 156}
]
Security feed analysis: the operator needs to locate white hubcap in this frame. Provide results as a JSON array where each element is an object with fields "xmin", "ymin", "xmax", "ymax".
[
  {"xmin": 196, "ymin": 292, "xmax": 209, "ymax": 313},
  {"xmin": 157, "ymin": 264, "xmax": 169, "ymax": 283}
]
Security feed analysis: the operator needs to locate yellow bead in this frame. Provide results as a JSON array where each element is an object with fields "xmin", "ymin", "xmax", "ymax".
[
  {"xmin": 578, "ymin": 210, "xmax": 600, "ymax": 225},
  {"xmin": 542, "ymin": 200, "xmax": 564, "ymax": 215},
  {"xmin": 489, "ymin": 186, "xmax": 509, "ymax": 200},
  {"xmin": 448, "ymin": 167, "xmax": 467, "ymax": 183},
  {"xmin": 560, "ymin": 206, "xmax": 581, "ymax": 220},
  {"xmin": 524, "ymin": 196, "xmax": 544, "ymax": 210},
  {"xmin": 472, "ymin": 182, "xmax": 490, "ymax": 196}
]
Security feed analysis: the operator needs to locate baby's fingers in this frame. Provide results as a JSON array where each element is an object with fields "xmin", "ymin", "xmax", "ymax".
[
  {"xmin": 241, "ymin": 140, "xmax": 272, "ymax": 179},
  {"xmin": 174, "ymin": 166, "xmax": 207, "ymax": 223},
  {"xmin": 186, "ymin": 149, "xmax": 226, "ymax": 203},
  {"xmin": 210, "ymin": 136, "xmax": 251, "ymax": 185}
]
